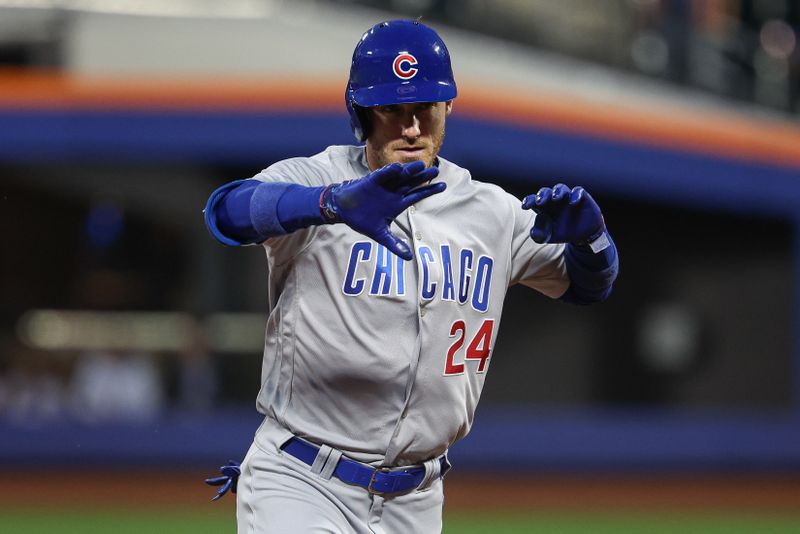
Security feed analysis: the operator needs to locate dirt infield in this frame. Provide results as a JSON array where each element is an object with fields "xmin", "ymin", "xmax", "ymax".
[
  {"xmin": 2, "ymin": 471, "xmax": 798, "ymax": 513},
  {"xmin": 444, "ymin": 473, "xmax": 800, "ymax": 512}
]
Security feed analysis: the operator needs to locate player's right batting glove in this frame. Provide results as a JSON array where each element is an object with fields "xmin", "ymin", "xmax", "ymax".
[
  {"xmin": 319, "ymin": 160, "xmax": 445, "ymax": 261},
  {"xmin": 205, "ymin": 460, "xmax": 241, "ymax": 501}
]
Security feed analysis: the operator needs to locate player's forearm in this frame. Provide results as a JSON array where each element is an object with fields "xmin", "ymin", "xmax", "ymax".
[
  {"xmin": 204, "ymin": 180, "xmax": 326, "ymax": 245},
  {"xmin": 559, "ymin": 232, "xmax": 619, "ymax": 305}
]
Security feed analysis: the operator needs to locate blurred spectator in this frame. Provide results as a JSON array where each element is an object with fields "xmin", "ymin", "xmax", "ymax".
[
  {"xmin": 0, "ymin": 336, "xmax": 69, "ymax": 425},
  {"xmin": 68, "ymin": 349, "xmax": 165, "ymax": 423},
  {"xmin": 175, "ymin": 318, "xmax": 218, "ymax": 412}
]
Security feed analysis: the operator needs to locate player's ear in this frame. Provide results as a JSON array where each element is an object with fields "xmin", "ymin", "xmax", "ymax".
[{"xmin": 445, "ymin": 100, "xmax": 453, "ymax": 116}]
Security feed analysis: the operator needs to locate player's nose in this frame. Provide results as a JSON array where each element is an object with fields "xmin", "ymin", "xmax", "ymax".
[{"xmin": 401, "ymin": 114, "xmax": 421, "ymax": 139}]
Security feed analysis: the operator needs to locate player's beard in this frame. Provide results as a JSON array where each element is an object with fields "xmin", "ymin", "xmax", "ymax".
[{"xmin": 369, "ymin": 123, "xmax": 446, "ymax": 170}]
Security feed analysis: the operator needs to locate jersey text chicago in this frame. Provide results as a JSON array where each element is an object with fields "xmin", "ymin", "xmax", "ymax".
[{"xmin": 342, "ymin": 241, "xmax": 494, "ymax": 312}]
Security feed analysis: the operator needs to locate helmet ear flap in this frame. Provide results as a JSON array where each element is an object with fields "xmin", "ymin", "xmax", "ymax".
[
  {"xmin": 354, "ymin": 105, "xmax": 372, "ymax": 141},
  {"xmin": 345, "ymin": 87, "xmax": 371, "ymax": 142}
]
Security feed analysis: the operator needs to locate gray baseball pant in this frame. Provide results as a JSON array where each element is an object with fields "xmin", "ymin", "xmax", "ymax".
[{"xmin": 236, "ymin": 419, "xmax": 446, "ymax": 534}]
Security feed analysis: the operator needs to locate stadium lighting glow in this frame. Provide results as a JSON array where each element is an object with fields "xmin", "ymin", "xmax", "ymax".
[
  {"xmin": 17, "ymin": 310, "xmax": 266, "ymax": 353},
  {"xmin": 0, "ymin": 0, "xmax": 276, "ymax": 19}
]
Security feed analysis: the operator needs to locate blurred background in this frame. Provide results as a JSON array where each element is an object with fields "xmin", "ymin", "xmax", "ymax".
[{"xmin": 1, "ymin": 0, "xmax": 799, "ymax": 532}]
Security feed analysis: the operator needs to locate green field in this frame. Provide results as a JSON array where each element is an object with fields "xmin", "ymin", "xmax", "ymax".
[{"xmin": 1, "ymin": 509, "xmax": 799, "ymax": 533}]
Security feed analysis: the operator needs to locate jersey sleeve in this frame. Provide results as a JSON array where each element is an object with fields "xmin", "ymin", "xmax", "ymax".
[
  {"xmin": 252, "ymin": 157, "xmax": 332, "ymax": 188},
  {"xmin": 507, "ymin": 195, "xmax": 569, "ymax": 298},
  {"xmin": 250, "ymin": 157, "xmax": 333, "ymax": 262}
]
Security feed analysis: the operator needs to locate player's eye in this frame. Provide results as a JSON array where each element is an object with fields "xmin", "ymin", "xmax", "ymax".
[{"xmin": 379, "ymin": 105, "xmax": 400, "ymax": 114}]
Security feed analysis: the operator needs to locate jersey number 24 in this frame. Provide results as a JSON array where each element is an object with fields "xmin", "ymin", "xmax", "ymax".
[{"xmin": 444, "ymin": 319, "xmax": 494, "ymax": 376}]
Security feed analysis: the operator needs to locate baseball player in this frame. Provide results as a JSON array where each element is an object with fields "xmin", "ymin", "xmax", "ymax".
[{"xmin": 203, "ymin": 20, "xmax": 618, "ymax": 534}]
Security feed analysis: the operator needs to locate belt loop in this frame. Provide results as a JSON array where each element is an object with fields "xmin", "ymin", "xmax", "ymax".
[
  {"xmin": 417, "ymin": 456, "xmax": 442, "ymax": 491},
  {"xmin": 310, "ymin": 444, "xmax": 333, "ymax": 475},
  {"xmin": 319, "ymin": 448, "xmax": 342, "ymax": 480}
]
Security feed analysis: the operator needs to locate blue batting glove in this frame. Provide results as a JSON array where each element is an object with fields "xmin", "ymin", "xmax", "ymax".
[
  {"xmin": 522, "ymin": 184, "xmax": 605, "ymax": 246},
  {"xmin": 205, "ymin": 460, "xmax": 241, "ymax": 501},
  {"xmin": 319, "ymin": 161, "xmax": 445, "ymax": 261}
]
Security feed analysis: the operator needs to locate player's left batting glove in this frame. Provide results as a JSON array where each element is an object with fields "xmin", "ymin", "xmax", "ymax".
[
  {"xmin": 205, "ymin": 460, "xmax": 241, "ymax": 501},
  {"xmin": 522, "ymin": 183, "xmax": 610, "ymax": 252},
  {"xmin": 319, "ymin": 160, "xmax": 444, "ymax": 261}
]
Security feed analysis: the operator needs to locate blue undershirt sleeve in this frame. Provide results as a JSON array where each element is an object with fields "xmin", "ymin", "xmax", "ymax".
[
  {"xmin": 559, "ymin": 232, "xmax": 619, "ymax": 305},
  {"xmin": 204, "ymin": 179, "xmax": 326, "ymax": 246},
  {"xmin": 204, "ymin": 179, "xmax": 259, "ymax": 246},
  {"xmin": 274, "ymin": 184, "xmax": 327, "ymax": 232}
]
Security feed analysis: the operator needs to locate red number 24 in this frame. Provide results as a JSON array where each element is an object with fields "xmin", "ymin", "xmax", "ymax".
[{"xmin": 444, "ymin": 319, "xmax": 494, "ymax": 376}]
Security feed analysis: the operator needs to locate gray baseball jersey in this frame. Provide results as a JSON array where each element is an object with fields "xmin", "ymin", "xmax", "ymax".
[{"xmin": 248, "ymin": 144, "xmax": 568, "ymax": 467}]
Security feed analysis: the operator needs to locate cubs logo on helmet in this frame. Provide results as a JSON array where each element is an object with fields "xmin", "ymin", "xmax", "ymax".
[
  {"xmin": 346, "ymin": 20, "xmax": 458, "ymax": 141},
  {"xmin": 393, "ymin": 53, "xmax": 418, "ymax": 79}
]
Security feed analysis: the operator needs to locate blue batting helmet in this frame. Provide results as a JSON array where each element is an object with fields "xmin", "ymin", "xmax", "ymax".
[{"xmin": 346, "ymin": 20, "xmax": 458, "ymax": 142}]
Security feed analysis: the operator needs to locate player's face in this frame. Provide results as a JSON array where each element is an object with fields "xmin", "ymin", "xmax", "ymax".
[{"xmin": 365, "ymin": 101, "xmax": 453, "ymax": 170}]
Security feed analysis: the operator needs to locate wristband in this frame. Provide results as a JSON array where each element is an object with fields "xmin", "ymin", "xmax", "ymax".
[
  {"xmin": 319, "ymin": 182, "xmax": 347, "ymax": 224},
  {"xmin": 319, "ymin": 184, "xmax": 342, "ymax": 224}
]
